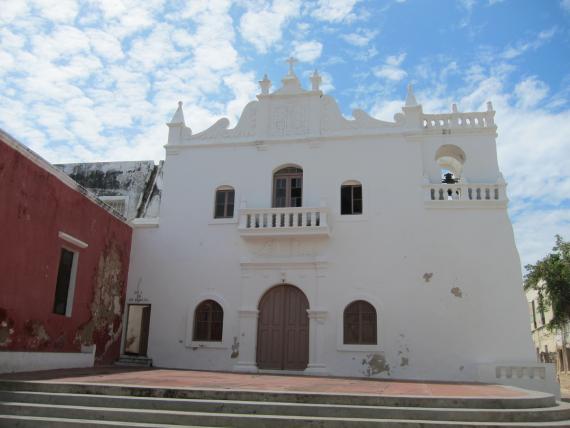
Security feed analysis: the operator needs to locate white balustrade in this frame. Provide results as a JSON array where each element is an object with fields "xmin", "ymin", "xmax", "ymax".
[
  {"xmin": 425, "ymin": 182, "xmax": 506, "ymax": 202},
  {"xmin": 238, "ymin": 206, "xmax": 330, "ymax": 236},
  {"xmin": 422, "ymin": 111, "xmax": 495, "ymax": 129}
]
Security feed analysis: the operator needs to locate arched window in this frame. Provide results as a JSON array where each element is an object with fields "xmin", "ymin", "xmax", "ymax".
[
  {"xmin": 340, "ymin": 181, "xmax": 362, "ymax": 215},
  {"xmin": 214, "ymin": 186, "xmax": 235, "ymax": 218},
  {"xmin": 193, "ymin": 300, "xmax": 223, "ymax": 341},
  {"xmin": 343, "ymin": 300, "xmax": 377, "ymax": 345},
  {"xmin": 273, "ymin": 166, "xmax": 303, "ymax": 208}
]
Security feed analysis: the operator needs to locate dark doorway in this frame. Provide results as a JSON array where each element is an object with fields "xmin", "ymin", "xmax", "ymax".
[
  {"xmin": 257, "ymin": 284, "xmax": 309, "ymax": 370},
  {"xmin": 124, "ymin": 304, "xmax": 151, "ymax": 356},
  {"xmin": 273, "ymin": 167, "xmax": 303, "ymax": 208}
]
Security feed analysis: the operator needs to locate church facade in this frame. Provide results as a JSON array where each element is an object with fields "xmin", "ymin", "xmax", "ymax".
[{"xmin": 124, "ymin": 62, "xmax": 556, "ymax": 394}]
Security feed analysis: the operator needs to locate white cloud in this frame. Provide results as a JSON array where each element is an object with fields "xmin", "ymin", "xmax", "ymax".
[
  {"xmin": 341, "ymin": 29, "xmax": 377, "ymax": 46},
  {"xmin": 292, "ymin": 40, "xmax": 323, "ymax": 62},
  {"xmin": 502, "ymin": 27, "xmax": 556, "ymax": 59},
  {"xmin": 561, "ymin": 0, "xmax": 570, "ymax": 13},
  {"xmin": 239, "ymin": 0, "xmax": 300, "ymax": 53},
  {"xmin": 512, "ymin": 209, "xmax": 570, "ymax": 268},
  {"xmin": 86, "ymin": 29, "xmax": 124, "ymax": 61},
  {"xmin": 0, "ymin": 1, "xmax": 29, "ymax": 23},
  {"xmin": 514, "ymin": 77, "xmax": 549, "ymax": 109},
  {"xmin": 31, "ymin": 0, "xmax": 78, "ymax": 22},
  {"xmin": 312, "ymin": 0, "xmax": 359, "ymax": 22},
  {"xmin": 373, "ymin": 53, "xmax": 407, "ymax": 81}
]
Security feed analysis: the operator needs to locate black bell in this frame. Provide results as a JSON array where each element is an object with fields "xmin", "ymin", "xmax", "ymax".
[{"xmin": 442, "ymin": 172, "xmax": 457, "ymax": 184}]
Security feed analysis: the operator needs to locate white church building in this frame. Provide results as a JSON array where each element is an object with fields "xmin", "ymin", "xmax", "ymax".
[{"xmin": 124, "ymin": 60, "xmax": 557, "ymax": 395}]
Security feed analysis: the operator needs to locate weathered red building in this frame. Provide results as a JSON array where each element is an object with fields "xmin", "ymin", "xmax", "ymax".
[{"xmin": 0, "ymin": 130, "xmax": 133, "ymax": 371}]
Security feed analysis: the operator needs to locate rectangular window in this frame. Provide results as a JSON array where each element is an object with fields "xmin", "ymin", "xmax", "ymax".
[
  {"xmin": 53, "ymin": 248, "xmax": 78, "ymax": 316},
  {"xmin": 341, "ymin": 185, "xmax": 363, "ymax": 215},
  {"xmin": 214, "ymin": 189, "xmax": 234, "ymax": 218}
]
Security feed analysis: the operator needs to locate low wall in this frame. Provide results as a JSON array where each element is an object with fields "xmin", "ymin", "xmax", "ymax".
[
  {"xmin": 477, "ymin": 363, "xmax": 560, "ymax": 399},
  {"xmin": 0, "ymin": 348, "xmax": 95, "ymax": 373}
]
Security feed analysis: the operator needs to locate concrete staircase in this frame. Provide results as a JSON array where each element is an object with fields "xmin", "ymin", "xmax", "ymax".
[
  {"xmin": 115, "ymin": 355, "xmax": 153, "ymax": 367},
  {"xmin": 0, "ymin": 380, "xmax": 569, "ymax": 427}
]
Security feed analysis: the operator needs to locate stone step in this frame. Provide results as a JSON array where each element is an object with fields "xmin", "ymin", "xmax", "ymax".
[
  {"xmin": 1, "ymin": 402, "xmax": 570, "ymax": 427},
  {"xmin": 0, "ymin": 414, "xmax": 212, "ymax": 427},
  {"xmin": 115, "ymin": 356, "xmax": 153, "ymax": 367},
  {"xmin": 0, "ymin": 380, "xmax": 557, "ymax": 409},
  {"xmin": 1, "ymin": 390, "xmax": 569, "ymax": 423}
]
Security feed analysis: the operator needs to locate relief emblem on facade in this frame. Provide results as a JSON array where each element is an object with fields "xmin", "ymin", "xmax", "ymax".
[{"xmin": 271, "ymin": 103, "xmax": 308, "ymax": 137}]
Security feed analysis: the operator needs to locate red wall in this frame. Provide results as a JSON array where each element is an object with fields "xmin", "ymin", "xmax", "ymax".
[{"xmin": 0, "ymin": 138, "xmax": 133, "ymax": 364}]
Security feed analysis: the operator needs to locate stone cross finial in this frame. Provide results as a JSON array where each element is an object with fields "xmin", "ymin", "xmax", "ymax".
[
  {"xmin": 286, "ymin": 56, "xmax": 298, "ymax": 76},
  {"xmin": 310, "ymin": 70, "xmax": 322, "ymax": 91},
  {"xmin": 259, "ymin": 74, "xmax": 271, "ymax": 95}
]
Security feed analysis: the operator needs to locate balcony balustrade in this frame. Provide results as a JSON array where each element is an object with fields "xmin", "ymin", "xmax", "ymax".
[
  {"xmin": 238, "ymin": 206, "xmax": 330, "ymax": 237},
  {"xmin": 424, "ymin": 182, "xmax": 507, "ymax": 205}
]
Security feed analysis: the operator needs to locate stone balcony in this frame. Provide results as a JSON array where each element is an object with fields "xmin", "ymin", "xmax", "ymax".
[
  {"xmin": 238, "ymin": 206, "xmax": 330, "ymax": 237},
  {"xmin": 424, "ymin": 181, "xmax": 508, "ymax": 208}
]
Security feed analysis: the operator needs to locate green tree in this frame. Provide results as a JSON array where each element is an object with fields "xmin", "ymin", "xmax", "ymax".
[{"xmin": 524, "ymin": 235, "xmax": 570, "ymax": 331}]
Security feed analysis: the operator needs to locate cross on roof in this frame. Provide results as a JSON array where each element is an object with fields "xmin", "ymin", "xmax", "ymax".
[{"xmin": 286, "ymin": 56, "xmax": 298, "ymax": 76}]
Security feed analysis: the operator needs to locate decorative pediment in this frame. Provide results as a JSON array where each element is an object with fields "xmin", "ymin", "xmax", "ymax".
[
  {"xmin": 165, "ymin": 58, "xmax": 496, "ymax": 146},
  {"xmin": 174, "ymin": 88, "xmax": 405, "ymax": 144}
]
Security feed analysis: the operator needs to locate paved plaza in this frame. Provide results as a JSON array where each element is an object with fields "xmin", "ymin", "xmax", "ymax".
[{"xmin": 0, "ymin": 366, "xmax": 534, "ymax": 398}]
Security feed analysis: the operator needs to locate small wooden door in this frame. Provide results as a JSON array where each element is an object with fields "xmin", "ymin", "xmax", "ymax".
[
  {"xmin": 273, "ymin": 167, "xmax": 303, "ymax": 207},
  {"xmin": 125, "ymin": 304, "xmax": 151, "ymax": 356},
  {"xmin": 257, "ymin": 285, "xmax": 309, "ymax": 370}
]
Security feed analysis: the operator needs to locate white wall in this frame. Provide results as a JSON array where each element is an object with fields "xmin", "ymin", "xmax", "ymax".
[
  {"xmin": 125, "ymin": 78, "xmax": 556, "ymax": 394},
  {"xmin": 0, "ymin": 348, "xmax": 95, "ymax": 373}
]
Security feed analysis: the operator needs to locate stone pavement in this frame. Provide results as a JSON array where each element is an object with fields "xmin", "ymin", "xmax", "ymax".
[{"xmin": 0, "ymin": 366, "xmax": 532, "ymax": 398}]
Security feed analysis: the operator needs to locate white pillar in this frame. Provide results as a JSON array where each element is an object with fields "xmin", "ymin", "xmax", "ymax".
[
  {"xmin": 305, "ymin": 309, "xmax": 328, "ymax": 375},
  {"xmin": 233, "ymin": 308, "xmax": 259, "ymax": 373}
]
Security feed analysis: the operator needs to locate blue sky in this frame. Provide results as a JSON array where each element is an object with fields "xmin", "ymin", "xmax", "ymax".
[{"xmin": 0, "ymin": 0, "xmax": 569, "ymax": 269}]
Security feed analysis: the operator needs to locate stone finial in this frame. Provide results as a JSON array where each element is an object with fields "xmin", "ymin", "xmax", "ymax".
[
  {"xmin": 167, "ymin": 101, "xmax": 191, "ymax": 145},
  {"xmin": 487, "ymin": 101, "xmax": 494, "ymax": 112},
  {"xmin": 286, "ymin": 56, "xmax": 298, "ymax": 77},
  {"xmin": 405, "ymin": 83, "xmax": 418, "ymax": 107},
  {"xmin": 310, "ymin": 70, "xmax": 322, "ymax": 91},
  {"xmin": 452, "ymin": 103, "xmax": 458, "ymax": 113},
  {"xmin": 259, "ymin": 74, "xmax": 271, "ymax": 95},
  {"xmin": 168, "ymin": 101, "xmax": 185, "ymax": 125}
]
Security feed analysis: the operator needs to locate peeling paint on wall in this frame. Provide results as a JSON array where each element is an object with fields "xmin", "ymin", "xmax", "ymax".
[
  {"xmin": 423, "ymin": 272, "xmax": 433, "ymax": 282},
  {"xmin": 451, "ymin": 287, "xmax": 463, "ymax": 298},
  {"xmin": 0, "ymin": 309, "xmax": 15, "ymax": 347},
  {"xmin": 231, "ymin": 336, "xmax": 239, "ymax": 358},
  {"xmin": 397, "ymin": 334, "xmax": 411, "ymax": 368},
  {"xmin": 361, "ymin": 353, "xmax": 390, "ymax": 377},
  {"xmin": 23, "ymin": 320, "xmax": 50, "ymax": 349},
  {"xmin": 76, "ymin": 241, "xmax": 126, "ymax": 362}
]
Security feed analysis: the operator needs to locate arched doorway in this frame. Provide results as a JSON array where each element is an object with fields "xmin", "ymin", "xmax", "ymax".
[{"xmin": 257, "ymin": 284, "xmax": 309, "ymax": 370}]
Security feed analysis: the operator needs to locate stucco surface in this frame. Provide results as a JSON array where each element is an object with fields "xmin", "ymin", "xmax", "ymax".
[
  {"xmin": 125, "ymin": 71, "xmax": 554, "ymax": 393},
  {"xmin": 0, "ymin": 135, "xmax": 132, "ymax": 367}
]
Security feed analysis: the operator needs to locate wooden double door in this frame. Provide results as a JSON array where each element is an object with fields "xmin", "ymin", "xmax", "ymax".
[{"xmin": 256, "ymin": 285, "xmax": 309, "ymax": 370}]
